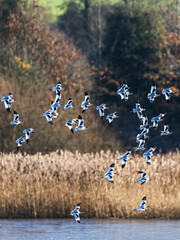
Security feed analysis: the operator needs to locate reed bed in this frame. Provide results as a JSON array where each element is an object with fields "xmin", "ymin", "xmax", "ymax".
[{"xmin": 0, "ymin": 150, "xmax": 179, "ymax": 219}]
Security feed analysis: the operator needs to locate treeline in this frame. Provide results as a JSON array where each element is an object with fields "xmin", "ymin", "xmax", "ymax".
[
  {"xmin": 58, "ymin": 0, "xmax": 180, "ymax": 152},
  {"xmin": 0, "ymin": 0, "xmax": 179, "ymax": 153},
  {"xmin": 0, "ymin": 0, "xmax": 119, "ymax": 154}
]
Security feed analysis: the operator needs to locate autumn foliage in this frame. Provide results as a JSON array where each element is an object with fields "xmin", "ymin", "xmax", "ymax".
[{"xmin": 0, "ymin": 0, "xmax": 179, "ymax": 153}]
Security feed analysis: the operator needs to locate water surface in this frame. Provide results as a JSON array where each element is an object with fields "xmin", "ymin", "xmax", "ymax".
[{"xmin": 0, "ymin": 219, "xmax": 179, "ymax": 240}]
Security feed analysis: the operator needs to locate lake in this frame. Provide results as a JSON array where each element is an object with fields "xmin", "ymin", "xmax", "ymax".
[{"xmin": 0, "ymin": 219, "xmax": 179, "ymax": 240}]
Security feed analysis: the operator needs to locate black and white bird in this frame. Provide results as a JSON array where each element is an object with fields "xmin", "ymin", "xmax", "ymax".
[
  {"xmin": 136, "ymin": 126, "xmax": 150, "ymax": 142},
  {"xmin": 70, "ymin": 203, "xmax": 83, "ymax": 223},
  {"xmin": 151, "ymin": 113, "xmax": 166, "ymax": 129},
  {"xmin": 54, "ymin": 90, "xmax": 62, "ymax": 103},
  {"xmin": 160, "ymin": 121, "xmax": 173, "ymax": 136},
  {"xmin": 16, "ymin": 135, "xmax": 25, "ymax": 151},
  {"xmin": 142, "ymin": 147, "xmax": 156, "ymax": 165},
  {"xmin": 64, "ymin": 98, "xmax": 75, "ymax": 110},
  {"xmin": 10, "ymin": 111, "xmax": 23, "ymax": 126},
  {"xmin": 75, "ymin": 115, "xmax": 87, "ymax": 131},
  {"xmin": 103, "ymin": 163, "xmax": 117, "ymax": 183},
  {"xmin": 96, "ymin": 104, "xmax": 108, "ymax": 119},
  {"xmin": 81, "ymin": 92, "xmax": 93, "ymax": 113},
  {"xmin": 65, "ymin": 118, "xmax": 78, "ymax": 133},
  {"xmin": 134, "ymin": 196, "xmax": 150, "ymax": 211},
  {"xmin": 136, "ymin": 171, "xmax": 152, "ymax": 185},
  {"xmin": 51, "ymin": 101, "xmax": 61, "ymax": 119},
  {"xmin": 1, "ymin": 93, "xmax": 16, "ymax": 112},
  {"xmin": 52, "ymin": 82, "xmax": 64, "ymax": 92},
  {"xmin": 162, "ymin": 88, "xmax": 174, "ymax": 104},
  {"xmin": 23, "ymin": 128, "xmax": 35, "ymax": 144},
  {"xmin": 41, "ymin": 109, "xmax": 53, "ymax": 124},
  {"xmin": 117, "ymin": 150, "xmax": 132, "ymax": 168},
  {"xmin": 147, "ymin": 81, "xmax": 160, "ymax": 103},
  {"xmin": 140, "ymin": 113, "xmax": 149, "ymax": 130},
  {"xmin": 134, "ymin": 136, "xmax": 146, "ymax": 151},
  {"xmin": 132, "ymin": 102, "xmax": 145, "ymax": 120},
  {"xmin": 106, "ymin": 112, "xmax": 119, "ymax": 125},
  {"xmin": 117, "ymin": 80, "xmax": 132, "ymax": 101}
]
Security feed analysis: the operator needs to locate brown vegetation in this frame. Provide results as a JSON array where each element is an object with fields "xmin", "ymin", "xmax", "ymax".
[{"xmin": 0, "ymin": 151, "xmax": 179, "ymax": 219}]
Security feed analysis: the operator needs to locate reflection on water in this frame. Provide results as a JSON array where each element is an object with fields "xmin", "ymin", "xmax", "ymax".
[{"xmin": 0, "ymin": 219, "xmax": 179, "ymax": 240}]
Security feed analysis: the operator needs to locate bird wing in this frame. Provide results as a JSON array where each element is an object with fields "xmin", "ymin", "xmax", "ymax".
[
  {"xmin": 151, "ymin": 82, "xmax": 156, "ymax": 94},
  {"xmin": 4, "ymin": 100, "xmax": 10, "ymax": 109},
  {"xmin": 107, "ymin": 175, "xmax": 114, "ymax": 183},
  {"xmin": 164, "ymin": 124, "xmax": 169, "ymax": 132},
  {"xmin": 55, "ymin": 91, "xmax": 61, "ymax": 103},
  {"xmin": 74, "ymin": 213, "xmax": 80, "ymax": 223},
  {"xmin": 84, "ymin": 92, "xmax": 90, "ymax": 102},
  {"xmin": 165, "ymin": 92, "xmax": 170, "ymax": 100},
  {"xmin": 146, "ymin": 156, "xmax": 151, "ymax": 164},
  {"xmin": 140, "ymin": 196, "xmax": 146, "ymax": 207},
  {"xmin": 25, "ymin": 131, "xmax": 30, "ymax": 140},
  {"xmin": 68, "ymin": 99, "xmax": 72, "ymax": 105},
  {"xmin": 78, "ymin": 118, "xmax": 84, "ymax": 127},
  {"xmin": 74, "ymin": 203, "xmax": 81, "ymax": 211},
  {"xmin": 107, "ymin": 163, "xmax": 115, "ymax": 173},
  {"xmin": 138, "ymin": 171, "xmax": 146, "ymax": 178},
  {"xmin": 45, "ymin": 114, "xmax": 52, "ymax": 122},
  {"xmin": 99, "ymin": 108, "xmax": 104, "ymax": 118},
  {"xmin": 13, "ymin": 111, "xmax": 19, "ymax": 121},
  {"xmin": 124, "ymin": 150, "xmax": 131, "ymax": 157}
]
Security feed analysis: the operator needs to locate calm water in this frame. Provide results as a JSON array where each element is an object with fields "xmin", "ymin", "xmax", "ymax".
[{"xmin": 0, "ymin": 219, "xmax": 179, "ymax": 240}]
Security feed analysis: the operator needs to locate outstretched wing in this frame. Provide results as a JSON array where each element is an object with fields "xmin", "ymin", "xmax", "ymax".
[
  {"xmin": 13, "ymin": 111, "xmax": 19, "ymax": 121},
  {"xmin": 138, "ymin": 171, "xmax": 146, "ymax": 178},
  {"xmin": 74, "ymin": 203, "xmax": 81, "ymax": 211},
  {"xmin": 164, "ymin": 122, "xmax": 169, "ymax": 132},
  {"xmin": 74, "ymin": 213, "xmax": 80, "ymax": 223},
  {"xmin": 107, "ymin": 163, "xmax": 115, "ymax": 173},
  {"xmin": 150, "ymin": 82, "xmax": 156, "ymax": 94},
  {"xmin": 124, "ymin": 150, "xmax": 131, "ymax": 157},
  {"xmin": 78, "ymin": 115, "xmax": 84, "ymax": 127},
  {"xmin": 107, "ymin": 175, "xmax": 114, "ymax": 183},
  {"xmin": 140, "ymin": 196, "xmax": 146, "ymax": 207}
]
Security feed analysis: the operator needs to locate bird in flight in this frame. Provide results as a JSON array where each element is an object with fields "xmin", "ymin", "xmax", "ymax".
[
  {"xmin": 160, "ymin": 121, "xmax": 173, "ymax": 136},
  {"xmin": 52, "ymin": 82, "xmax": 64, "ymax": 92},
  {"xmin": 65, "ymin": 118, "xmax": 78, "ymax": 133},
  {"xmin": 142, "ymin": 147, "xmax": 156, "ymax": 165},
  {"xmin": 41, "ymin": 109, "xmax": 53, "ymax": 124},
  {"xmin": 135, "ymin": 171, "xmax": 152, "ymax": 185},
  {"xmin": 23, "ymin": 128, "xmax": 35, "ymax": 144},
  {"xmin": 147, "ymin": 81, "xmax": 160, "ymax": 103},
  {"xmin": 103, "ymin": 163, "xmax": 117, "ymax": 183},
  {"xmin": 134, "ymin": 196, "xmax": 150, "ymax": 211},
  {"xmin": 16, "ymin": 135, "xmax": 25, "ymax": 151},
  {"xmin": 1, "ymin": 93, "xmax": 16, "ymax": 112},
  {"xmin": 75, "ymin": 115, "xmax": 87, "ymax": 131},
  {"xmin": 117, "ymin": 80, "xmax": 132, "ymax": 101},
  {"xmin": 106, "ymin": 112, "xmax": 119, "ymax": 125},
  {"xmin": 132, "ymin": 101, "xmax": 145, "ymax": 120},
  {"xmin": 10, "ymin": 111, "xmax": 23, "ymax": 126},
  {"xmin": 134, "ymin": 136, "xmax": 146, "ymax": 151},
  {"xmin": 81, "ymin": 92, "xmax": 93, "ymax": 113},
  {"xmin": 96, "ymin": 104, "xmax": 108, "ymax": 119},
  {"xmin": 117, "ymin": 150, "xmax": 132, "ymax": 168},
  {"xmin": 64, "ymin": 98, "xmax": 75, "ymax": 110},
  {"xmin": 70, "ymin": 203, "xmax": 83, "ymax": 223},
  {"xmin": 151, "ymin": 113, "xmax": 166, "ymax": 129},
  {"xmin": 162, "ymin": 88, "xmax": 174, "ymax": 104}
]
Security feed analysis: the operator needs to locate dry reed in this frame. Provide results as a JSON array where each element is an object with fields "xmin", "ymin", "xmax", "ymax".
[{"xmin": 0, "ymin": 150, "xmax": 179, "ymax": 219}]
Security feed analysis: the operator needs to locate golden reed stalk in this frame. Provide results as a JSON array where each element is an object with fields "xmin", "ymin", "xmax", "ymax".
[{"xmin": 0, "ymin": 150, "xmax": 179, "ymax": 219}]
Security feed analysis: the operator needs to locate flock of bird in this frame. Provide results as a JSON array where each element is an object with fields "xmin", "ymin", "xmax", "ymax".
[{"xmin": 1, "ymin": 80, "xmax": 174, "ymax": 223}]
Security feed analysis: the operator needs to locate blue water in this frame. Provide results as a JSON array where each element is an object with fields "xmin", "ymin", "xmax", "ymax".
[{"xmin": 0, "ymin": 219, "xmax": 179, "ymax": 240}]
